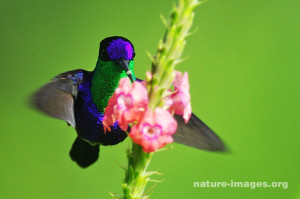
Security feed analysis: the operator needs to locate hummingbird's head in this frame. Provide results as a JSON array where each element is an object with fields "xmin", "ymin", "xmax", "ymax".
[{"xmin": 98, "ymin": 36, "xmax": 135, "ymax": 82}]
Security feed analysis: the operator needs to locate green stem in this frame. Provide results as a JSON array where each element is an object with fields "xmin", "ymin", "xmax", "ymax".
[
  {"xmin": 148, "ymin": 0, "xmax": 201, "ymax": 109},
  {"xmin": 122, "ymin": 142, "xmax": 153, "ymax": 199},
  {"xmin": 119, "ymin": 0, "xmax": 202, "ymax": 198}
]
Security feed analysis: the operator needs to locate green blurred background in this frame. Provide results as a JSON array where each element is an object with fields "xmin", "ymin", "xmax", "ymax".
[{"xmin": 0, "ymin": 0, "xmax": 299, "ymax": 198}]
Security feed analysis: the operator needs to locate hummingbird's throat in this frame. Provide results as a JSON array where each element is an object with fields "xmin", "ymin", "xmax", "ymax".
[{"xmin": 90, "ymin": 60, "xmax": 135, "ymax": 113}]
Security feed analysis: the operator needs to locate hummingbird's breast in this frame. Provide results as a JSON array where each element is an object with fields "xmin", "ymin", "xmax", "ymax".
[{"xmin": 74, "ymin": 71, "xmax": 127, "ymax": 145}]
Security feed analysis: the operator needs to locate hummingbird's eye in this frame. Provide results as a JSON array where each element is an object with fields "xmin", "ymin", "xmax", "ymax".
[
  {"xmin": 99, "ymin": 49, "xmax": 110, "ymax": 61},
  {"xmin": 100, "ymin": 50, "xmax": 105, "ymax": 58},
  {"xmin": 132, "ymin": 52, "xmax": 136, "ymax": 59}
]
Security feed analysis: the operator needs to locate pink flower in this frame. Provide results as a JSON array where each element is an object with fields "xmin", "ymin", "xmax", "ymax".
[
  {"xmin": 167, "ymin": 71, "xmax": 192, "ymax": 123},
  {"xmin": 102, "ymin": 93, "xmax": 118, "ymax": 132},
  {"xmin": 103, "ymin": 78, "xmax": 148, "ymax": 132},
  {"xmin": 129, "ymin": 108, "xmax": 177, "ymax": 152}
]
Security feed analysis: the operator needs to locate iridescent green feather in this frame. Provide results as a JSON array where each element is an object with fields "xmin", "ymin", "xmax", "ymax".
[{"xmin": 91, "ymin": 60, "xmax": 135, "ymax": 112}]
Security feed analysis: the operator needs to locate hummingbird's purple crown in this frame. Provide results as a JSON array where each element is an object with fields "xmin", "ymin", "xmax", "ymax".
[{"xmin": 107, "ymin": 39, "xmax": 134, "ymax": 61}]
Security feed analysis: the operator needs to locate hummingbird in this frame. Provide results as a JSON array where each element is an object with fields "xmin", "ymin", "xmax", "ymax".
[{"xmin": 31, "ymin": 36, "xmax": 225, "ymax": 168}]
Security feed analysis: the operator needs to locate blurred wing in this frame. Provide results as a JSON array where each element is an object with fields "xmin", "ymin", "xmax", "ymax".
[
  {"xmin": 135, "ymin": 78, "xmax": 226, "ymax": 151},
  {"xmin": 31, "ymin": 69, "xmax": 88, "ymax": 127},
  {"xmin": 173, "ymin": 113, "xmax": 226, "ymax": 151}
]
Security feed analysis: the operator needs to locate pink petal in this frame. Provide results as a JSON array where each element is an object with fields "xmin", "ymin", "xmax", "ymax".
[
  {"xmin": 173, "ymin": 71, "xmax": 189, "ymax": 91},
  {"xmin": 183, "ymin": 103, "xmax": 192, "ymax": 123},
  {"xmin": 103, "ymin": 90, "xmax": 119, "ymax": 132},
  {"xmin": 104, "ymin": 78, "xmax": 149, "ymax": 132},
  {"xmin": 118, "ymin": 78, "xmax": 132, "ymax": 94},
  {"xmin": 128, "ymin": 108, "xmax": 177, "ymax": 153},
  {"xmin": 168, "ymin": 70, "xmax": 192, "ymax": 123},
  {"xmin": 116, "ymin": 81, "xmax": 148, "ymax": 130}
]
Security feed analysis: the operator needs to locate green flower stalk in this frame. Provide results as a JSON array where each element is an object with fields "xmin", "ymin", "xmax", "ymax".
[
  {"xmin": 117, "ymin": 0, "xmax": 203, "ymax": 198},
  {"xmin": 148, "ymin": 0, "xmax": 202, "ymax": 109}
]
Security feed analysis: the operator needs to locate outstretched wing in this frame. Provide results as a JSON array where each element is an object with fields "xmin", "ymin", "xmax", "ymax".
[
  {"xmin": 173, "ymin": 113, "xmax": 226, "ymax": 151},
  {"xmin": 30, "ymin": 69, "xmax": 89, "ymax": 127}
]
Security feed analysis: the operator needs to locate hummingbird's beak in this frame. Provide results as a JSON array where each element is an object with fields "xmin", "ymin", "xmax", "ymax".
[{"xmin": 115, "ymin": 59, "xmax": 134, "ymax": 82}]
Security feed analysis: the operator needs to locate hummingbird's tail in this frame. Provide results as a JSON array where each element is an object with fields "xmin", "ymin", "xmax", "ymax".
[{"xmin": 69, "ymin": 136, "xmax": 100, "ymax": 168}]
